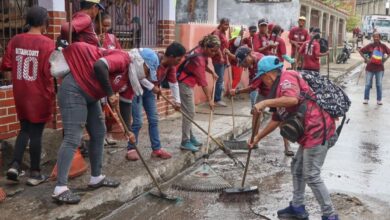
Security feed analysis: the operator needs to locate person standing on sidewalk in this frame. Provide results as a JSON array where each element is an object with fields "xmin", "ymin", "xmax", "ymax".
[
  {"xmin": 359, "ymin": 32, "xmax": 390, "ymax": 105},
  {"xmin": 242, "ymin": 25, "xmax": 257, "ymax": 50},
  {"xmin": 249, "ymin": 56, "xmax": 339, "ymax": 220},
  {"xmin": 1, "ymin": 6, "xmax": 55, "ymax": 186},
  {"xmin": 60, "ymin": 0, "xmax": 104, "ymax": 46},
  {"xmin": 211, "ymin": 18, "xmax": 229, "ymax": 107},
  {"xmin": 225, "ymin": 26, "xmax": 244, "ymax": 89},
  {"xmin": 289, "ymin": 16, "xmax": 310, "ymax": 60},
  {"xmin": 229, "ymin": 47, "xmax": 294, "ymax": 156},
  {"xmin": 125, "ymin": 48, "xmax": 174, "ymax": 161},
  {"xmin": 297, "ymin": 28, "xmax": 329, "ymax": 72},
  {"xmin": 253, "ymin": 18, "xmax": 271, "ymax": 55},
  {"xmin": 178, "ymin": 35, "xmax": 219, "ymax": 152}
]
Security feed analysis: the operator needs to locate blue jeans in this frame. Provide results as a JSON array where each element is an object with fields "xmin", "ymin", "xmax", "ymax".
[
  {"xmin": 213, "ymin": 63, "xmax": 226, "ymax": 102},
  {"xmin": 250, "ymin": 90, "xmax": 258, "ymax": 107},
  {"xmin": 128, "ymin": 89, "xmax": 161, "ymax": 150},
  {"xmin": 57, "ymin": 74, "xmax": 106, "ymax": 186},
  {"xmin": 364, "ymin": 71, "xmax": 384, "ymax": 101}
]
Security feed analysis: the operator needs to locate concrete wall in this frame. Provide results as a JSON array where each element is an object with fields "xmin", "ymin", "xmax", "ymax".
[
  {"xmin": 216, "ymin": 0, "xmax": 300, "ymax": 30},
  {"xmin": 176, "ymin": 0, "xmax": 208, "ymax": 23},
  {"xmin": 356, "ymin": 0, "xmax": 387, "ymax": 18}
]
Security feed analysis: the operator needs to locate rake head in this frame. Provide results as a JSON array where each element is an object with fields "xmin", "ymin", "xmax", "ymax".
[
  {"xmin": 172, "ymin": 163, "xmax": 231, "ymax": 192},
  {"xmin": 223, "ymin": 139, "xmax": 248, "ymax": 150}
]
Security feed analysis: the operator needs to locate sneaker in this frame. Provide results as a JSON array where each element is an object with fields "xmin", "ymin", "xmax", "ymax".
[
  {"xmin": 151, "ymin": 149, "xmax": 172, "ymax": 159},
  {"xmin": 190, "ymin": 136, "xmax": 203, "ymax": 147},
  {"xmin": 277, "ymin": 202, "xmax": 309, "ymax": 219},
  {"xmin": 126, "ymin": 149, "xmax": 140, "ymax": 161},
  {"xmin": 322, "ymin": 215, "xmax": 339, "ymax": 220},
  {"xmin": 363, "ymin": 99, "xmax": 368, "ymax": 104},
  {"xmin": 6, "ymin": 167, "xmax": 20, "ymax": 182},
  {"xmin": 377, "ymin": 101, "xmax": 383, "ymax": 105},
  {"xmin": 215, "ymin": 101, "xmax": 227, "ymax": 107},
  {"xmin": 26, "ymin": 174, "xmax": 49, "ymax": 186},
  {"xmin": 180, "ymin": 141, "xmax": 199, "ymax": 152}
]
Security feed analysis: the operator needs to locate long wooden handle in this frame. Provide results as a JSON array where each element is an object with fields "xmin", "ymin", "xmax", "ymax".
[
  {"xmin": 204, "ymin": 78, "xmax": 216, "ymax": 156},
  {"xmin": 115, "ymin": 108, "xmax": 164, "ymax": 195},
  {"xmin": 241, "ymin": 112, "xmax": 261, "ymax": 187},
  {"xmin": 226, "ymin": 55, "xmax": 236, "ymax": 138},
  {"xmin": 68, "ymin": 1, "xmax": 73, "ymax": 44}
]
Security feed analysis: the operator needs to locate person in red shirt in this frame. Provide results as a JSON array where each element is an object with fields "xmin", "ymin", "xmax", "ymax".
[
  {"xmin": 229, "ymin": 47, "xmax": 294, "ymax": 156},
  {"xmin": 177, "ymin": 35, "xmax": 219, "ymax": 152},
  {"xmin": 126, "ymin": 44, "xmax": 186, "ymax": 161},
  {"xmin": 253, "ymin": 18, "xmax": 271, "ymax": 55},
  {"xmin": 298, "ymin": 28, "xmax": 328, "ymax": 72},
  {"xmin": 288, "ymin": 16, "xmax": 310, "ymax": 59},
  {"xmin": 95, "ymin": 12, "xmax": 122, "ymax": 145},
  {"xmin": 95, "ymin": 12, "xmax": 121, "ymax": 50},
  {"xmin": 52, "ymin": 42, "xmax": 136, "ymax": 204},
  {"xmin": 225, "ymin": 26, "xmax": 244, "ymax": 89},
  {"xmin": 1, "ymin": 6, "xmax": 55, "ymax": 186},
  {"xmin": 269, "ymin": 25, "xmax": 295, "ymax": 64},
  {"xmin": 242, "ymin": 25, "xmax": 257, "ymax": 50},
  {"xmin": 212, "ymin": 18, "xmax": 229, "ymax": 107},
  {"xmin": 249, "ymin": 56, "xmax": 338, "ymax": 220},
  {"xmin": 60, "ymin": 0, "xmax": 104, "ymax": 46},
  {"xmin": 359, "ymin": 32, "xmax": 390, "ymax": 105}
]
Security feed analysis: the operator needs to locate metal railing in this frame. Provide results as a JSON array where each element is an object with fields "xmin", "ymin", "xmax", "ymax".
[{"xmin": 0, "ymin": 0, "xmax": 38, "ymax": 86}]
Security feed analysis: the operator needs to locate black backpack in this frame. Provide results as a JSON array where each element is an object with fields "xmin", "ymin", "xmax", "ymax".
[
  {"xmin": 319, "ymin": 38, "xmax": 328, "ymax": 53},
  {"xmin": 299, "ymin": 70, "xmax": 351, "ymax": 118}
]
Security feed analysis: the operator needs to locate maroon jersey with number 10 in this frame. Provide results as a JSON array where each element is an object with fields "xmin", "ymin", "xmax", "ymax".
[{"xmin": 1, "ymin": 33, "xmax": 55, "ymax": 123}]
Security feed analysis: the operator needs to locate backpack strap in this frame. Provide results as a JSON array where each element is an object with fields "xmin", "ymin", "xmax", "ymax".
[{"xmin": 177, "ymin": 46, "xmax": 203, "ymax": 82}]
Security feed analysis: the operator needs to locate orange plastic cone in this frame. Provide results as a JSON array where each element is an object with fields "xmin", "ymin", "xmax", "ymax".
[
  {"xmin": 0, "ymin": 187, "xmax": 6, "ymax": 203},
  {"xmin": 50, "ymin": 148, "xmax": 88, "ymax": 180}
]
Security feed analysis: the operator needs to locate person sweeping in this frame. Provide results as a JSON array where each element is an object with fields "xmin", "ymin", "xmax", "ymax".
[
  {"xmin": 249, "ymin": 56, "xmax": 339, "ymax": 220},
  {"xmin": 177, "ymin": 35, "xmax": 219, "ymax": 152}
]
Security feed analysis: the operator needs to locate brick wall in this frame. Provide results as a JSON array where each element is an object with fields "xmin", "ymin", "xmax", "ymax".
[
  {"xmin": 0, "ymin": 89, "xmax": 18, "ymax": 140},
  {"xmin": 158, "ymin": 20, "xmax": 176, "ymax": 47}
]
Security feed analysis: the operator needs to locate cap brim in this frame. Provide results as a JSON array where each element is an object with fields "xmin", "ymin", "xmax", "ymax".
[
  {"xmin": 97, "ymin": 3, "xmax": 105, "ymax": 10},
  {"xmin": 259, "ymin": 22, "xmax": 268, "ymax": 26}
]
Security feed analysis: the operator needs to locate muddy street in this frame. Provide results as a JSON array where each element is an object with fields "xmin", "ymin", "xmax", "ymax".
[{"xmin": 101, "ymin": 64, "xmax": 390, "ymax": 220}]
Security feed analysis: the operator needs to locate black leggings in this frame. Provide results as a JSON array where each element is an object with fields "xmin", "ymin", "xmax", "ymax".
[
  {"xmin": 119, "ymin": 101, "xmax": 132, "ymax": 131},
  {"xmin": 11, "ymin": 120, "xmax": 45, "ymax": 171}
]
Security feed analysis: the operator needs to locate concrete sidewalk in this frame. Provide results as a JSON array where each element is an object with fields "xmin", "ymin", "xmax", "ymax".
[{"xmin": 320, "ymin": 52, "xmax": 363, "ymax": 81}]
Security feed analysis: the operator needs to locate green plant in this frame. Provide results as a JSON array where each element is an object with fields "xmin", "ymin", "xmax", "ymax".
[{"xmin": 347, "ymin": 14, "xmax": 361, "ymax": 32}]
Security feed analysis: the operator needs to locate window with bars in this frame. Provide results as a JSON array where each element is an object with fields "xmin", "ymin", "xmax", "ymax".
[
  {"xmin": 0, "ymin": 0, "xmax": 38, "ymax": 86},
  {"xmin": 67, "ymin": 0, "xmax": 163, "ymax": 49}
]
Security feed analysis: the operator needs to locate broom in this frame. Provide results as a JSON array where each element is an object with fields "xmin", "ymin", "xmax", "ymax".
[{"xmin": 172, "ymin": 80, "xmax": 231, "ymax": 192}]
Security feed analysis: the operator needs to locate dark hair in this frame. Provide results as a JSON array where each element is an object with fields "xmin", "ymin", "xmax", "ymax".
[
  {"xmin": 307, "ymin": 29, "xmax": 321, "ymax": 54},
  {"xmin": 249, "ymin": 25, "xmax": 257, "ymax": 32},
  {"xmin": 165, "ymin": 42, "xmax": 186, "ymax": 57},
  {"xmin": 218, "ymin": 18, "xmax": 229, "ymax": 29},
  {"xmin": 24, "ymin": 6, "xmax": 48, "ymax": 32},
  {"xmin": 198, "ymin": 35, "xmax": 220, "ymax": 48},
  {"xmin": 95, "ymin": 12, "xmax": 111, "ymax": 23},
  {"xmin": 80, "ymin": 1, "xmax": 97, "ymax": 10}
]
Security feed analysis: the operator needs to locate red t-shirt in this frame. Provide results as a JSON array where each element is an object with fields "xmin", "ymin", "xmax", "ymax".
[
  {"xmin": 252, "ymin": 33, "xmax": 270, "ymax": 55},
  {"xmin": 228, "ymin": 37, "xmax": 241, "ymax": 66},
  {"xmin": 156, "ymin": 52, "xmax": 177, "ymax": 85},
  {"xmin": 102, "ymin": 49, "xmax": 133, "ymax": 100},
  {"xmin": 212, "ymin": 29, "xmax": 228, "ymax": 64},
  {"xmin": 102, "ymin": 33, "xmax": 122, "ymax": 50},
  {"xmin": 360, "ymin": 43, "xmax": 390, "ymax": 72},
  {"xmin": 61, "ymin": 11, "xmax": 99, "ymax": 46},
  {"xmin": 288, "ymin": 27, "xmax": 310, "ymax": 55},
  {"xmin": 248, "ymin": 52, "xmax": 264, "ymax": 81},
  {"xmin": 62, "ymin": 42, "xmax": 104, "ymax": 99},
  {"xmin": 299, "ymin": 40, "xmax": 321, "ymax": 71},
  {"xmin": 269, "ymin": 35, "xmax": 287, "ymax": 62},
  {"xmin": 1, "ymin": 34, "xmax": 55, "ymax": 123},
  {"xmin": 272, "ymin": 70, "xmax": 335, "ymax": 148},
  {"xmin": 178, "ymin": 47, "xmax": 208, "ymax": 88}
]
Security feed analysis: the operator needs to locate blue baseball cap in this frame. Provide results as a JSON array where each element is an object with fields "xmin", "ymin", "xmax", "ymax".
[
  {"xmin": 139, "ymin": 48, "xmax": 159, "ymax": 81},
  {"xmin": 254, "ymin": 55, "xmax": 283, "ymax": 80}
]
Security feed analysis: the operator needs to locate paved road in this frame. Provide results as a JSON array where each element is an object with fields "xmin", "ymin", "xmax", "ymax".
[{"xmin": 103, "ymin": 63, "xmax": 390, "ymax": 220}]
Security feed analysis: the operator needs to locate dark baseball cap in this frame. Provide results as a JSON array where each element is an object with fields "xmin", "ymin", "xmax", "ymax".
[
  {"xmin": 249, "ymin": 25, "xmax": 257, "ymax": 32},
  {"xmin": 83, "ymin": 0, "xmax": 105, "ymax": 10},
  {"xmin": 235, "ymin": 46, "xmax": 251, "ymax": 66},
  {"xmin": 258, "ymin": 18, "xmax": 268, "ymax": 26}
]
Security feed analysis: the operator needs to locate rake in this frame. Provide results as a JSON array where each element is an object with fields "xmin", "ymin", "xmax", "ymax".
[{"xmin": 172, "ymin": 81, "xmax": 231, "ymax": 192}]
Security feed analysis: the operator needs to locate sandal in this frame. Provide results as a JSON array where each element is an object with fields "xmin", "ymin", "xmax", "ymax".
[
  {"xmin": 284, "ymin": 150, "xmax": 294, "ymax": 157},
  {"xmin": 52, "ymin": 190, "xmax": 81, "ymax": 204},
  {"xmin": 88, "ymin": 177, "xmax": 120, "ymax": 189}
]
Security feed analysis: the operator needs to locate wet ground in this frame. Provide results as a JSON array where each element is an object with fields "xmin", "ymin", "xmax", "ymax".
[{"xmin": 102, "ymin": 63, "xmax": 390, "ymax": 220}]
